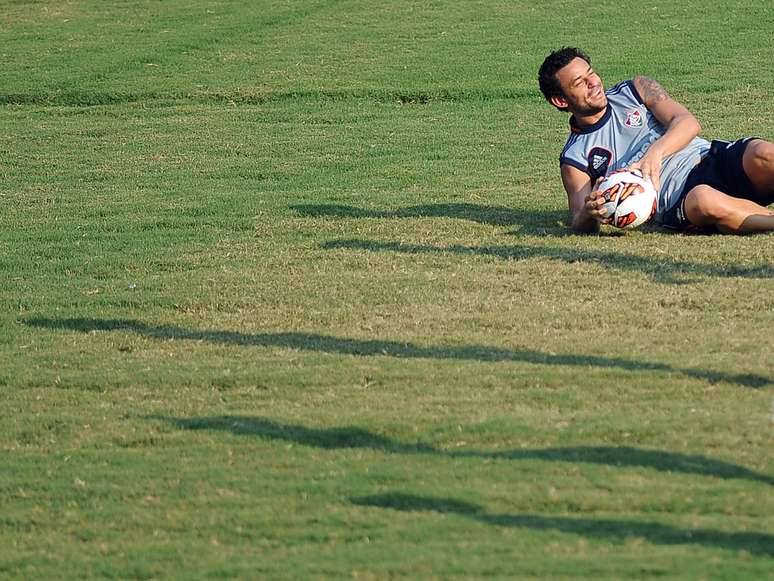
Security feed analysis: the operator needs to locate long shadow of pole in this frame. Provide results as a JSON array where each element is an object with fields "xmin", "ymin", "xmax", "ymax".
[
  {"xmin": 322, "ymin": 238, "xmax": 774, "ymax": 285},
  {"xmin": 24, "ymin": 317, "xmax": 771, "ymax": 389},
  {"xmin": 151, "ymin": 415, "xmax": 774, "ymax": 486},
  {"xmin": 290, "ymin": 202, "xmax": 570, "ymax": 233},
  {"xmin": 352, "ymin": 493, "xmax": 774, "ymax": 557}
]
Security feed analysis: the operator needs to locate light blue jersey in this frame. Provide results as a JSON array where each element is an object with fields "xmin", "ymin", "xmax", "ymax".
[{"xmin": 559, "ymin": 80, "xmax": 710, "ymax": 223}]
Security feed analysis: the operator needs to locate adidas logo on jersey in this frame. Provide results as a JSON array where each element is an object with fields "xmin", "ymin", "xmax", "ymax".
[{"xmin": 586, "ymin": 146, "xmax": 612, "ymax": 180}]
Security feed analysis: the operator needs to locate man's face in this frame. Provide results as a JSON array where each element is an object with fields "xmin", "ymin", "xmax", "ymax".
[{"xmin": 553, "ymin": 57, "xmax": 607, "ymax": 116}]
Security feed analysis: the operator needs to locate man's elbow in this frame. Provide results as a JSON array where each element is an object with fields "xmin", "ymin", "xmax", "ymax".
[
  {"xmin": 680, "ymin": 113, "xmax": 701, "ymax": 138},
  {"xmin": 570, "ymin": 212, "xmax": 600, "ymax": 234}
]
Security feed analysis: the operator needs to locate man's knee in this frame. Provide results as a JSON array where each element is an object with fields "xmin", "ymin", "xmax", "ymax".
[
  {"xmin": 684, "ymin": 186, "xmax": 729, "ymax": 223},
  {"xmin": 684, "ymin": 184, "xmax": 774, "ymax": 233},
  {"xmin": 750, "ymin": 140, "xmax": 774, "ymax": 166},
  {"xmin": 744, "ymin": 140, "xmax": 774, "ymax": 189}
]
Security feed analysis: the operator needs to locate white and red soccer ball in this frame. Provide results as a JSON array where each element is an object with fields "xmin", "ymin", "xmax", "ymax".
[{"xmin": 598, "ymin": 169, "xmax": 657, "ymax": 229}]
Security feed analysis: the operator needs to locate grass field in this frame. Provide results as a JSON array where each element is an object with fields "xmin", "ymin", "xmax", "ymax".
[{"xmin": 1, "ymin": 0, "xmax": 773, "ymax": 578}]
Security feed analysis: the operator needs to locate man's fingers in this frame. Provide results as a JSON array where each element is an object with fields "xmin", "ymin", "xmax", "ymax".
[
  {"xmin": 585, "ymin": 196, "xmax": 609, "ymax": 220},
  {"xmin": 639, "ymin": 169, "xmax": 657, "ymax": 189}
]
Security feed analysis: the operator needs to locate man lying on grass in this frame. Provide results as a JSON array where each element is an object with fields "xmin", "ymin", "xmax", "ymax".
[{"xmin": 538, "ymin": 47, "xmax": 774, "ymax": 234}]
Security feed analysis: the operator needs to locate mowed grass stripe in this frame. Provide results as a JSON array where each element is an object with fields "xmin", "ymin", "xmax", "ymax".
[
  {"xmin": 3, "ymin": 0, "xmax": 772, "ymax": 99},
  {"xmin": 0, "ymin": 87, "xmax": 539, "ymax": 107}
]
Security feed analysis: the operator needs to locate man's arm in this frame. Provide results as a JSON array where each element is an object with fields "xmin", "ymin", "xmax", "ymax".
[
  {"xmin": 561, "ymin": 163, "xmax": 605, "ymax": 234},
  {"xmin": 630, "ymin": 75, "xmax": 702, "ymax": 191}
]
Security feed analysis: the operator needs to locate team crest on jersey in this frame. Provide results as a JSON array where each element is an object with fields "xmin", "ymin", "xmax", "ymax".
[{"xmin": 625, "ymin": 110, "xmax": 643, "ymax": 128}]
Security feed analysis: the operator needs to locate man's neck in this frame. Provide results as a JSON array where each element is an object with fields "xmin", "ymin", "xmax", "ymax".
[{"xmin": 572, "ymin": 106, "xmax": 608, "ymax": 129}]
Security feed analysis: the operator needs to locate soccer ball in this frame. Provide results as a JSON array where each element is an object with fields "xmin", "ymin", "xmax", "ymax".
[{"xmin": 597, "ymin": 169, "xmax": 657, "ymax": 229}]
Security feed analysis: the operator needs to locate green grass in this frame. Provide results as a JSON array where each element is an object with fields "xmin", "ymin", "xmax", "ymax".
[{"xmin": 1, "ymin": 0, "xmax": 772, "ymax": 578}]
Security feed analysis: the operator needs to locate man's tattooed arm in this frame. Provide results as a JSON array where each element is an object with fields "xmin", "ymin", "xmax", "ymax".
[{"xmin": 635, "ymin": 75, "xmax": 670, "ymax": 106}]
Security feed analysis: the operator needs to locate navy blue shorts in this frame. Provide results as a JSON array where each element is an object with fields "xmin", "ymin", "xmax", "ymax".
[{"xmin": 661, "ymin": 138, "xmax": 769, "ymax": 231}]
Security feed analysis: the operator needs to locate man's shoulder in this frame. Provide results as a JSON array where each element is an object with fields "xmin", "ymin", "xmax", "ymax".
[
  {"xmin": 559, "ymin": 132, "xmax": 591, "ymax": 174},
  {"xmin": 606, "ymin": 79, "xmax": 644, "ymax": 105},
  {"xmin": 605, "ymin": 79, "xmax": 632, "ymax": 94},
  {"xmin": 560, "ymin": 129, "xmax": 582, "ymax": 154}
]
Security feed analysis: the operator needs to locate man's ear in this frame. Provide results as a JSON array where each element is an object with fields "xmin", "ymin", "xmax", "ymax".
[{"xmin": 549, "ymin": 95, "xmax": 569, "ymax": 111}]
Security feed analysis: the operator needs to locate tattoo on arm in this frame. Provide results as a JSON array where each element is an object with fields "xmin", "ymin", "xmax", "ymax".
[{"xmin": 637, "ymin": 76, "xmax": 670, "ymax": 105}]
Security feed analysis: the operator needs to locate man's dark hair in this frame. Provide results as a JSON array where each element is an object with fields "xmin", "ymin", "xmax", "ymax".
[{"xmin": 538, "ymin": 47, "xmax": 591, "ymax": 108}]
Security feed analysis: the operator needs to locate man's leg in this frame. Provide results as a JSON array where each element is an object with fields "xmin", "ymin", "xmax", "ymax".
[{"xmin": 683, "ymin": 185, "xmax": 774, "ymax": 234}]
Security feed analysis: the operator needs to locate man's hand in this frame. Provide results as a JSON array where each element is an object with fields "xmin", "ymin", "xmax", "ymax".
[
  {"xmin": 628, "ymin": 148, "xmax": 663, "ymax": 192},
  {"xmin": 582, "ymin": 177, "xmax": 611, "ymax": 223},
  {"xmin": 584, "ymin": 191, "xmax": 608, "ymax": 221},
  {"xmin": 561, "ymin": 164, "xmax": 604, "ymax": 233}
]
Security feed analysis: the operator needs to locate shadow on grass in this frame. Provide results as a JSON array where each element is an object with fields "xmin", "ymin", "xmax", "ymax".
[
  {"xmin": 291, "ymin": 203, "xmax": 570, "ymax": 235},
  {"xmin": 151, "ymin": 415, "xmax": 774, "ymax": 486},
  {"xmin": 322, "ymin": 239, "xmax": 774, "ymax": 285},
  {"xmin": 352, "ymin": 493, "xmax": 774, "ymax": 557},
  {"xmin": 24, "ymin": 317, "xmax": 771, "ymax": 389}
]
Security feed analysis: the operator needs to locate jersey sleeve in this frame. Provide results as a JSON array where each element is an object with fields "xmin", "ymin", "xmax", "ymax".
[{"xmin": 559, "ymin": 156, "xmax": 590, "ymax": 175}]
